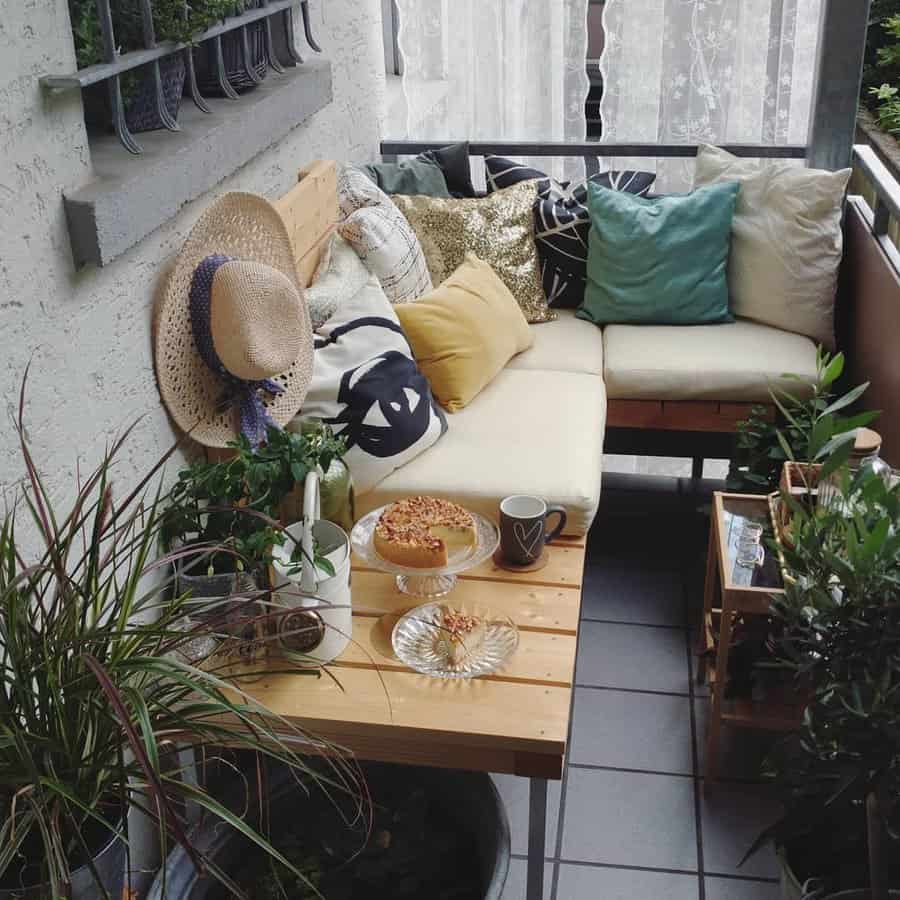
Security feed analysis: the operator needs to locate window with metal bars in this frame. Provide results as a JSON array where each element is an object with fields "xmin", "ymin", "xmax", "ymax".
[
  {"xmin": 44, "ymin": 0, "xmax": 322, "ymax": 154},
  {"xmin": 42, "ymin": 1, "xmax": 333, "ymax": 268}
]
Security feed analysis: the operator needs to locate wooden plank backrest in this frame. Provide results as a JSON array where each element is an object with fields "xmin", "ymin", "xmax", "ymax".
[{"xmin": 273, "ymin": 159, "xmax": 339, "ymax": 287}]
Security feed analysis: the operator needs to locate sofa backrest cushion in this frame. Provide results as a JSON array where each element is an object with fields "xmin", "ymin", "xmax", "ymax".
[
  {"xmin": 361, "ymin": 158, "xmax": 451, "ymax": 198},
  {"xmin": 337, "ymin": 165, "xmax": 433, "ymax": 304},
  {"xmin": 579, "ymin": 180, "xmax": 739, "ymax": 326},
  {"xmin": 396, "ymin": 254, "xmax": 534, "ymax": 412},
  {"xmin": 484, "ymin": 156, "xmax": 656, "ymax": 310},
  {"xmin": 693, "ymin": 143, "xmax": 850, "ymax": 349},
  {"xmin": 392, "ymin": 181, "xmax": 555, "ymax": 323}
]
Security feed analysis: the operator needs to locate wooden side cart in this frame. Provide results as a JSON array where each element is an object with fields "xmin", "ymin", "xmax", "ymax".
[
  {"xmin": 232, "ymin": 539, "xmax": 586, "ymax": 900},
  {"xmin": 698, "ymin": 492, "xmax": 803, "ymax": 780}
]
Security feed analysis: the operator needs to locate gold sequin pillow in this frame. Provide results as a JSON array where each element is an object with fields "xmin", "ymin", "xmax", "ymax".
[{"xmin": 393, "ymin": 181, "xmax": 555, "ymax": 324}]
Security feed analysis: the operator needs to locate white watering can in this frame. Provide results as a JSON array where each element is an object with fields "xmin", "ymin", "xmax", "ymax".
[{"xmin": 271, "ymin": 470, "xmax": 352, "ymax": 666}]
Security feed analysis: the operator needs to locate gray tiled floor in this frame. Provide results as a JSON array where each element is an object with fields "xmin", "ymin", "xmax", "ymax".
[{"xmin": 498, "ymin": 474, "xmax": 781, "ymax": 900}]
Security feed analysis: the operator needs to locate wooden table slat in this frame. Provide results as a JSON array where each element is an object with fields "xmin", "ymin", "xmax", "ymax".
[
  {"xmin": 337, "ymin": 615, "xmax": 577, "ymax": 687},
  {"xmin": 351, "ymin": 570, "xmax": 581, "ymax": 634}
]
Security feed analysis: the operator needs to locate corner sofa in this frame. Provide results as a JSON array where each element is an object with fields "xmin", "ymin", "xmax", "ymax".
[
  {"xmin": 356, "ymin": 311, "xmax": 820, "ymax": 536},
  {"xmin": 274, "ymin": 158, "xmax": 823, "ymax": 539}
]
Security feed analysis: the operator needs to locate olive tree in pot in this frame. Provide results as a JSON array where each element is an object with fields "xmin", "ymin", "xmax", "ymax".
[
  {"xmin": 744, "ymin": 465, "xmax": 900, "ymax": 899},
  {"xmin": 0, "ymin": 381, "xmax": 362, "ymax": 898}
]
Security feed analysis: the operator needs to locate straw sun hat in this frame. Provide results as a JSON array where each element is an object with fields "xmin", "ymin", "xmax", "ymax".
[{"xmin": 155, "ymin": 192, "xmax": 314, "ymax": 448}]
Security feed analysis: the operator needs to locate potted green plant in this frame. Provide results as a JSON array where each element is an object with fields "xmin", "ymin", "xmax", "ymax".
[
  {"xmin": 727, "ymin": 349, "xmax": 877, "ymax": 496},
  {"xmin": 744, "ymin": 465, "xmax": 900, "ymax": 899},
  {"xmin": 0, "ymin": 380, "xmax": 363, "ymax": 898},
  {"xmin": 160, "ymin": 421, "xmax": 348, "ymax": 608}
]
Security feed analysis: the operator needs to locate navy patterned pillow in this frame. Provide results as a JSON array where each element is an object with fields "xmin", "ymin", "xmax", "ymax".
[{"xmin": 484, "ymin": 157, "xmax": 656, "ymax": 308}]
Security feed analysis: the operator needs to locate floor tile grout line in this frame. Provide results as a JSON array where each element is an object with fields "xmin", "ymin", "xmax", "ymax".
[
  {"xmin": 567, "ymin": 761, "xmax": 695, "ymax": 779},
  {"xmin": 579, "ymin": 615, "xmax": 690, "ymax": 631},
  {"xmin": 508, "ymin": 853, "xmax": 780, "ymax": 885},
  {"xmin": 574, "ymin": 682, "xmax": 692, "ymax": 698},
  {"xmin": 549, "ymin": 573, "xmax": 585, "ymax": 900},
  {"xmin": 682, "ymin": 502, "xmax": 707, "ymax": 900}
]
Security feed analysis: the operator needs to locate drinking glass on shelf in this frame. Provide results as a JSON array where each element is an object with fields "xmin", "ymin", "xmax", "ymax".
[{"xmin": 736, "ymin": 522, "xmax": 764, "ymax": 569}]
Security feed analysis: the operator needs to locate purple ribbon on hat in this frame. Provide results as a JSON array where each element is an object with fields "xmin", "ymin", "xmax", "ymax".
[{"xmin": 189, "ymin": 253, "xmax": 285, "ymax": 448}]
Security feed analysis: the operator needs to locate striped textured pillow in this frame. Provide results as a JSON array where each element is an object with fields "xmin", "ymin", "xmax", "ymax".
[{"xmin": 485, "ymin": 157, "xmax": 656, "ymax": 308}]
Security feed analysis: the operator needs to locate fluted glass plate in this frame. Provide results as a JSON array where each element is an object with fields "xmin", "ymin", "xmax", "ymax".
[
  {"xmin": 351, "ymin": 506, "xmax": 500, "ymax": 597},
  {"xmin": 392, "ymin": 602, "xmax": 519, "ymax": 679}
]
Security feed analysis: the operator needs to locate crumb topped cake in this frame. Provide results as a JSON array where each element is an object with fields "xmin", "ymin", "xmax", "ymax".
[
  {"xmin": 434, "ymin": 608, "xmax": 486, "ymax": 665},
  {"xmin": 374, "ymin": 496, "xmax": 477, "ymax": 569}
]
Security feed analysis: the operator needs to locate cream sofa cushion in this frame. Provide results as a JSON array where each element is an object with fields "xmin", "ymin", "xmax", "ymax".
[
  {"xmin": 693, "ymin": 144, "xmax": 850, "ymax": 348},
  {"xmin": 507, "ymin": 310, "xmax": 604, "ymax": 376},
  {"xmin": 603, "ymin": 320, "xmax": 818, "ymax": 402},
  {"xmin": 357, "ymin": 368, "xmax": 606, "ymax": 536}
]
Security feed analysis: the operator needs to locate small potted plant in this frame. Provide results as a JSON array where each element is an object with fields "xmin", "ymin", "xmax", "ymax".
[
  {"xmin": 160, "ymin": 421, "xmax": 348, "ymax": 610},
  {"xmin": 744, "ymin": 464, "xmax": 900, "ymax": 898},
  {"xmin": 727, "ymin": 349, "xmax": 877, "ymax": 498},
  {"xmin": 0, "ymin": 381, "xmax": 362, "ymax": 898}
]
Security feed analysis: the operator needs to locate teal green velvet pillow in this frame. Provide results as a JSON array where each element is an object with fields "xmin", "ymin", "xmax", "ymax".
[
  {"xmin": 361, "ymin": 159, "xmax": 451, "ymax": 198},
  {"xmin": 577, "ymin": 180, "xmax": 740, "ymax": 326}
]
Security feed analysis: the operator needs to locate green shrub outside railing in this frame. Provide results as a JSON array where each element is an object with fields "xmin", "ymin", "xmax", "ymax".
[{"xmin": 864, "ymin": 1, "xmax": 900, "ymax": 137}]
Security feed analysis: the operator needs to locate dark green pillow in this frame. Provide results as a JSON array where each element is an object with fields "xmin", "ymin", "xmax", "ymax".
[
  {"xmin": 577, "ymin": 180, "xmax": 740, "ymax": 326},
  {"xmin": 361, "ymin": 159, "xmax": 450, "ymax": 198}
]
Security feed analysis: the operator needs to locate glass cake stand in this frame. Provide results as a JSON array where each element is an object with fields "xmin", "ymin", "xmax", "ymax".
[{"xmin": 350, "ymin": 506, "xmax": 500, "ymax": 598}]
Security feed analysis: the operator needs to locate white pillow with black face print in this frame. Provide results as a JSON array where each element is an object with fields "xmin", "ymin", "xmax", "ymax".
[{"xmin": 291, "ymin": 246, "xmax": 446, "ymax": 494}]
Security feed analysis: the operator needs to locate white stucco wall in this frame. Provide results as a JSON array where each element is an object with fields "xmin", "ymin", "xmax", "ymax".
[{"xmin": 0, "ymin": 0, "xmax": 386, "ymax": 509}]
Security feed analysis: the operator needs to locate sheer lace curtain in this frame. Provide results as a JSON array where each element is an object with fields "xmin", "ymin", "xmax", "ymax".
[
  {"xmin": 393, "ymin": 0, "xmax": 590, "ymax": 184},
  {"xmin": 600, "ymin": 0, "xmax": 823, "ymax": 191}
]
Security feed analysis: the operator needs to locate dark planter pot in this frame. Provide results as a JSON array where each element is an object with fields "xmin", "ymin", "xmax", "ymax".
[
  {"xmin": 0, "ymin": 827, "xmax": 125, "ymax": 900},
  {"xmin": 781, "ymin": 846, "xmax": 900, "ymax": 900},
  {"xmin": 147, "ymin": 763, "xmax": 510, "ymax": 900},
  {"xmin": 83, "ymin": 54, "xmax": 186, "ymax": 135},
  {"xmin": 193, "ymin": 24, "xmax": 267, "ymax": 96},
  {"xmin": 176, "ymin": 564, "xmax": 260, "ymax": 620}
]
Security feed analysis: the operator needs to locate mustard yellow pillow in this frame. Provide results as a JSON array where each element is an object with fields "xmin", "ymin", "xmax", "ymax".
[{"xmin": 396, "ymin": 254, "xmax": 534, "ymax": 412}]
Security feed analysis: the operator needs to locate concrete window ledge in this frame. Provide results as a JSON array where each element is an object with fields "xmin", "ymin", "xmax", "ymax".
[{"xmin": 65, "ymin": 58, "xmax": 332, "ymax": 268}]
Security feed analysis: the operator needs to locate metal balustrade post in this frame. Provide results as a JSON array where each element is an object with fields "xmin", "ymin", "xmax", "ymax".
[{"xmin": 807, "ymin": 0, "xmax": 872, "ymax": 171}]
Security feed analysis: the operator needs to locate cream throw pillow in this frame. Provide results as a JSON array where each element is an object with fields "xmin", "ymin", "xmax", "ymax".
[
  {"xmin": 693, "ymin": 144, "xmax": 850, "ymax": 348},
  {"xmin": 396, "ymin": 254, "xmax": 533, "ymax": 412},
  {"xmin": 337, "ymin": 165, "xmax": 433, "ymax": 304}
]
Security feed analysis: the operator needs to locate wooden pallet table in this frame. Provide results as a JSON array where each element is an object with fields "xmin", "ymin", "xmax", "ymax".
[
  {"xmin": 697, "ymin": 492, "xmax": 803, "ymax": 781},
  {"xmin": 235, "ymin": 538, "xmax": 586, "ymax": 900}
]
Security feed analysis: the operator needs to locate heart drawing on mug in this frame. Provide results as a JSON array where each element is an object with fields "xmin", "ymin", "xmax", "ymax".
[{"xmin": 513, "ymin": 521, "xmax": 543, "ymax": 559}]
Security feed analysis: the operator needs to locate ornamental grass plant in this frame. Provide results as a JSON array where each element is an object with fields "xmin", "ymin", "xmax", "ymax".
[{"xmin": 0, "ymin": 375, "xmax": 365, "ymax": 898}]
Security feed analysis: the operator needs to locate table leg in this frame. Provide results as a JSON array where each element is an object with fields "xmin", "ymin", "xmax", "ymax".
[
  {"xmin": 697, "ymin": 520, "xmax": 719, "ymax": 686},
  {"xmin": 527, "ymin": 777, "xmax": 548, "ymax": 900},
  {"xmin": 706, "ymin": 602, "xmax": 734, "ymax": 782}
]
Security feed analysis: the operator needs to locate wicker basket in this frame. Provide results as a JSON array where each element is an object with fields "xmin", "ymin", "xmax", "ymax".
[
  {"xmin": 767, "ymin": 492, "xmax": 797, "ymax": 585},
  {"xmin": 194, "ymin": 23, "xmax": 268, "ymax": 96},
  {"xmin": 774, "ymin": 461, "xmax": 822, "ymax": 540},
  {"xmin": 126, "ymin": 55, "xmax": 186, "ymax": 133},
  {"xmin": 82, "ymin": 55, "xmax": 185, "ymax": 135}
]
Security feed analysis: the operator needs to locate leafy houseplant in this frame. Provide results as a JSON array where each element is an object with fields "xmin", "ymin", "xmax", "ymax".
[
  {"xmin": 867, "ymin": 8, "xmax": 900, "ymax": 136},
  {"xmin": 727, "ymin": 349, "xmax": 877, "ymax": 496},
  {"xmin": 0, "ymin": 380, "xmax": 363, "ymax": 897},
  {"xmin": 746, "ymin": 466, "xmax": 900, "ymax": 898},
  {"xmin": 161, "ymin": 422, "xmax": 347, "ymax": 582}
]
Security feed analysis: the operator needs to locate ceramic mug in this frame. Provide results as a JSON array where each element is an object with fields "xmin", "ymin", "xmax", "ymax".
[{"xmin": 499, "ymin": 495, "xmax": 567, "ymax": 565}]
